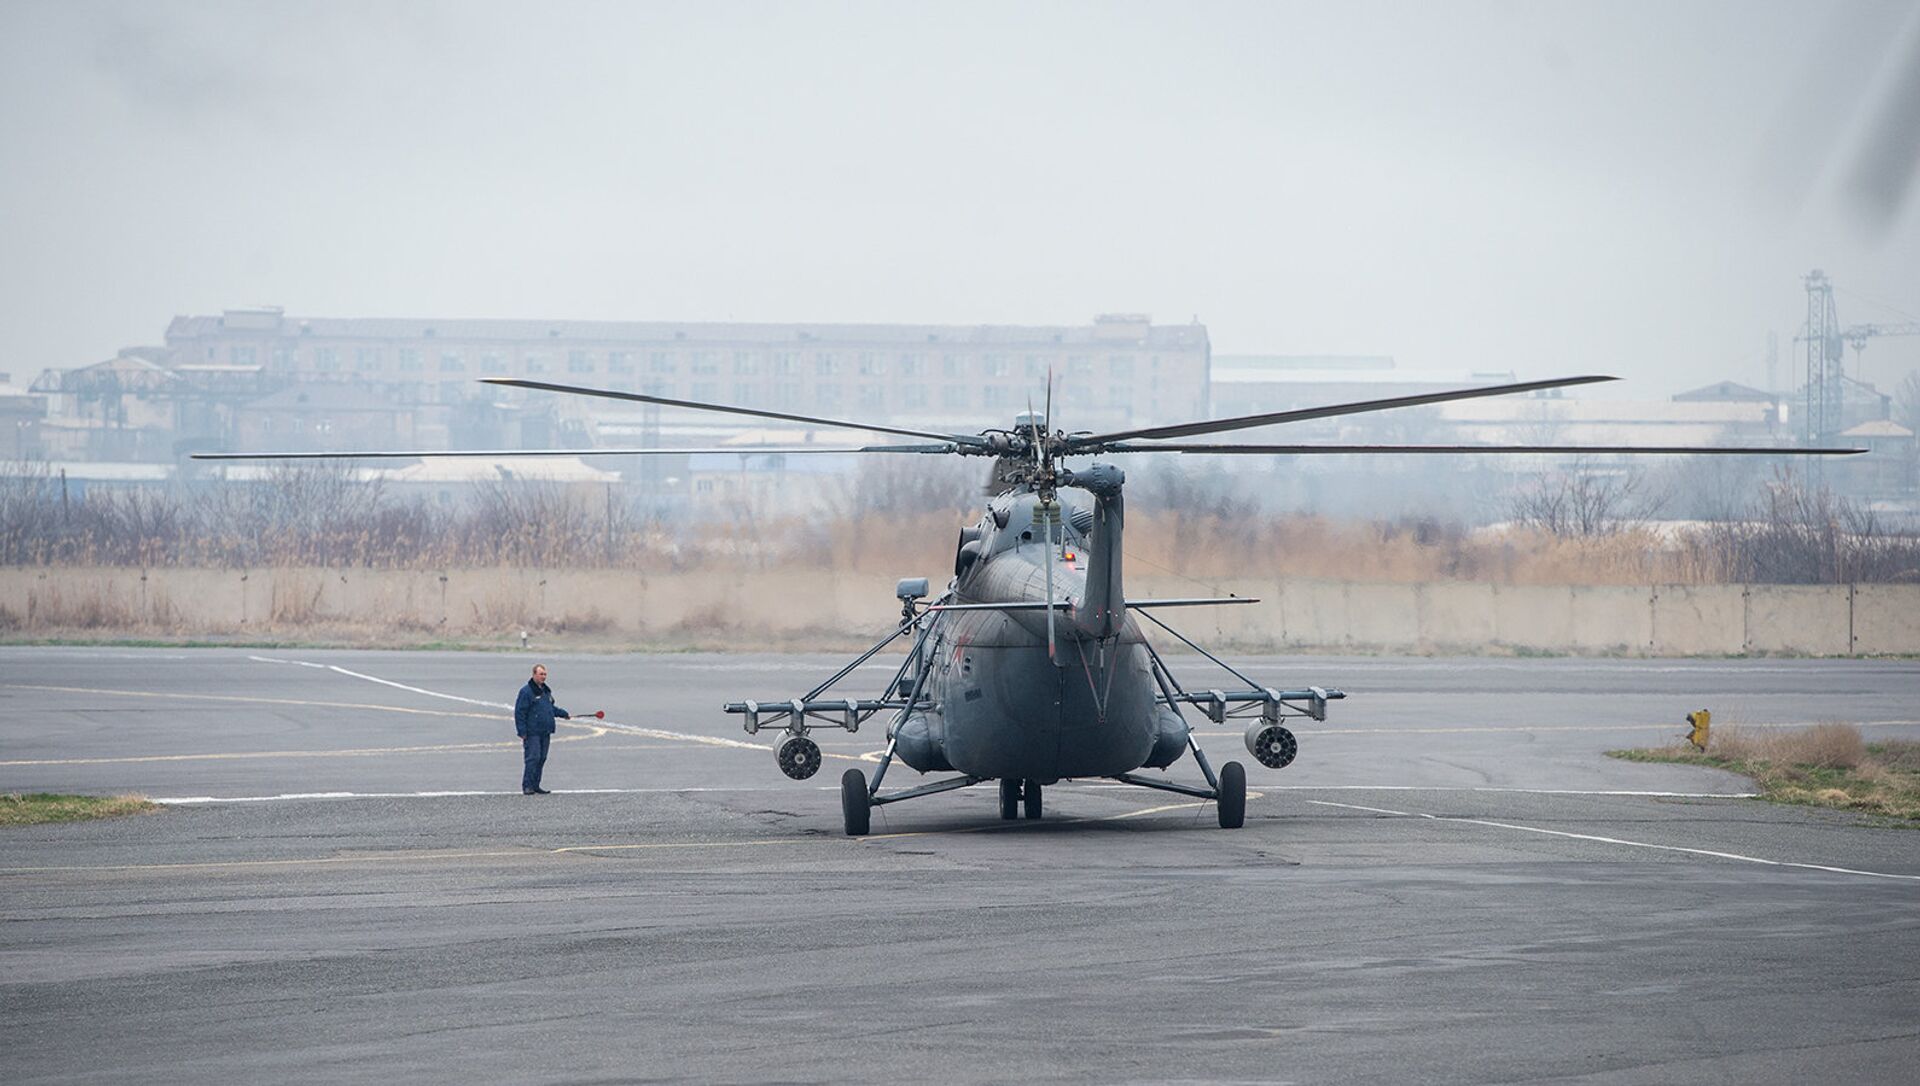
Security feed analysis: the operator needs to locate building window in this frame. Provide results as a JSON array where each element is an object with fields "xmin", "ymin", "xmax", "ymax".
[
  {"xmin": 689, "ymin": 351, "xmax": 718, "ymax": 375},
  {"xmin": 480, "ymin": 350, "xmax": 504, "ymax": 373},
  {"xmin": 1108, "ymin": 385, "xmax": 1131, "ymax": 408},
  {"xmin": 858, "ymin": 353, "xmax": 886, "ymax": 376},
  {"xmin": 272, "ymin": 346, "xmax": 298, "ymax": 369},
  {"xmin": 607, "ymin": 351, "xmax": 634, "ymax": 374},
  {"xmin": 942, "ymin": 386, "xmax": 969, "ymax": 409},
  {"xmin": 772, "ymin": 352, "xmax": 798, "ymax": 376},
  {"xmin": 525, "ymin": 353, "xmax": 548, "ymax": 374},
  {"xmin": 732, "ymin": 351, "xmax": 759, "ymax": 375},
  {"xmin": 898, "ymin": 354, "xmax": 923, "ymax": 377},
  {"xmin": 1024, "ymin": 355, "xmax": 1045, "ymax": 379},
  {"xmin": 690, "ymin": 381, "xmax": 717, "ymax": 401},
  {"xmin": 942, "ymin": 354, "xmax": 963, "ymax": 378},
  {"xmin": 733, "ymin": 383, "xmax": 755, "ymax": 404},
  {"xmin": 398, "ymin": 348, "xmax": 423, "ymax": 373},
  {"xmin": 1107, "ymin": 355, "xmax": 1132, "ymax": 378},
  {"xmin": 902, "ymin": 385, "xmax": 927, "ymax": 408},
  {"xmin": 568, "ymin": 350, "xmax": 594, "ymax": 374},
  {"xmin": 858, "ymin": 386, "xmax": 885, "ymax": 410},
  {"xmin": 230, "ymin": 346, "xmax": 257, "ymax": 365},
  {"xmin": 354, "ymin": 347, "xmax": 382, "ymax": 372},
  {"xmin": 775, "ymin": 381, "xmax": 802, "ymax": 406},
  {"xmin": 440, "ymin": 351, "xmax": 465, "ymax": 373},
  {"xmin": 815, "ymin": 353, "xmax": 839, "ymax": 376},
  {"xmin": 816, "ymin": 385, "xmax": 842, "ymax": 409},
  {"xmin": 649, "ymin": 352, "xmax": 675, "ymax": 374},
  {"xmin": 313, "ymin": 348, "xmax": 339, "ymax": 372},
  {"xmin": 983, "ymin": 355, "xmax": 1010, "ymax": 378},
  {"xmin": 982, "ymin": 387, "xmax": 1009, "ymax": 409}
]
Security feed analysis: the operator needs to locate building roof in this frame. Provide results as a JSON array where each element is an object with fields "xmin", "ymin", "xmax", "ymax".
[
  {"xmin": 165, "ymin": 313, "xmax": 1209, "ymax": 350},
  {"xmin": 1673, "ymin": 380, "xmax": 1777, "ymax": 402},
  {"xmin": 239, "ymin": 383, "xmax": 408, "ymax": 413},
  {"xmin": 1840, "ymin": 419, "xmax": 1915, "ymax": 438}
]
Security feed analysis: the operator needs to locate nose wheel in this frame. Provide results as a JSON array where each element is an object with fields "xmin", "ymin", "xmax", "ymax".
[{"xmin": 999, "ymin": 778, "xmax": 1021, "ymax": 820}]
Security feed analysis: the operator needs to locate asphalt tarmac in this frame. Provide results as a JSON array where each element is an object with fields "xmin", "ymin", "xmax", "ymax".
[{"xmin": 3, "ymin": 646, "xmax": 1919, "ymax": 1084}]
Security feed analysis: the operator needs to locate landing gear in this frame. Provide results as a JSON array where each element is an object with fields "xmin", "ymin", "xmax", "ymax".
[
  {"xmin": 1216, "ymin": 761, "xmax": 1246, "ymax": 829},
  {"xmin": 1023, "ymin": 778, "xmax": 1043, "ymax": 820},
  {"xmin": 841, "ymin": 768, "xmax": 871, "ymax": 836},
  {"xmin": 999, "ymin": 778, "xmax": 1021, "ymax": 820}
]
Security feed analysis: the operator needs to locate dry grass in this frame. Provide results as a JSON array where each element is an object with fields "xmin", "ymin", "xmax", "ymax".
[
  {"xmin": 0, "ymin": 793, "xmax": 159, "ymax": 827},
  {"xmin": 1611, "ymin": 724, "xmax": 1920, "ymax": 821}
]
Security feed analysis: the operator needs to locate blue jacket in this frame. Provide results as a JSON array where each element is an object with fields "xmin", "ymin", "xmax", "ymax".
[{"xmin": 515, "ymin": 680, "xmax": 569, "ymax": 737}]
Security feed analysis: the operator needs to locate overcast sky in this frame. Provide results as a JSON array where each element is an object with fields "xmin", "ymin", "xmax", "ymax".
[{"xmin": 3, "ymin": 0, "xmax": 1917, "ymax": 399}]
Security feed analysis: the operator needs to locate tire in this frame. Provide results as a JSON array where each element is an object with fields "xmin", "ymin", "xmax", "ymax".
[
  {"xmin": 999, "ymin": 778, "xmax": 1021, "ymax": 820},
  {"xmin": 1217, "ymin": 761, "xmax": 1246, "ymax": 829},
  {"xmin": 1022, "ymin": 778, "xmax": 1043, "ymax": 820},
  {"xmin": 841, "ymin": 768, "xmax": 871, "ymax": 837}
]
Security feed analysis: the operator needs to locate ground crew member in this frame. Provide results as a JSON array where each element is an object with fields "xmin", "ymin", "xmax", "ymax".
[{"xmin": 515, "ymin": 663, "xmax": 570, "ymax": 794}]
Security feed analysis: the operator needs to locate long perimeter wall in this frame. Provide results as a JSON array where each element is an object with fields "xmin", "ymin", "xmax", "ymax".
[{"xmin": 2, "ymin": 568, "xmax": 1917, "ymax": 656}]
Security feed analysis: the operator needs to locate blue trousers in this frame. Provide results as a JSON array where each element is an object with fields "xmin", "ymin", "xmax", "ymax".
[{"xmin": 521, "ymin": 732, "xmax": 551, "ymax": 791}]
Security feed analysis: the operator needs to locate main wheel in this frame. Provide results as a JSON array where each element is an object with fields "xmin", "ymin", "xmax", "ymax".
[
  {"xmin": 1022, "ymin": 778, "xmax": 1043, "ymax": 820},
  {"xmin": 999, "ymin": 778, "xmax": 1021, "ymax": 820},
  {"xmin": 1217, "ymin": 761, "xmax": 1246, "ymax": 829},
  {"xmin": 841, "ymin": 768, "xmax": 871, "ymax": 836}
]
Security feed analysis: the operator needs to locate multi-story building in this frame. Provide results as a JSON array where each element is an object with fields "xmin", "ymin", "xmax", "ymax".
[{"xmin": 162, "ymin": 308, "xmax": 1211, "ymax": 447}]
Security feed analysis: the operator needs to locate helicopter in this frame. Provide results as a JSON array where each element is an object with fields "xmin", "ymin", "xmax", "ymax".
[{"xmin": 196, "ymin": 372, "xmax": 1860, "ymax": 835}]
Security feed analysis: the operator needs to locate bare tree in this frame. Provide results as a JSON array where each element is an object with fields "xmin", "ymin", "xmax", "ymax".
[
  {"xmin": 1896, "ymin": 371, "xmax": 1920, "ymax": 433},
  {"xmin": 1507, "ymin": 458, "xmax": 1663, "ymax": 536}
]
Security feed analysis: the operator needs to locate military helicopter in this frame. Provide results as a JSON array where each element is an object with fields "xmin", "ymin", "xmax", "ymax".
[{"xmin": 197, "ymin": 373, "xmax": 1858, "ymax": 835}]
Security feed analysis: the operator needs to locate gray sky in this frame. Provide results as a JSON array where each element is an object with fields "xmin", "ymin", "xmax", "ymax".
[{"xmin": 3, "ymin": 0, "xmax": 1917, "ymax": 398}]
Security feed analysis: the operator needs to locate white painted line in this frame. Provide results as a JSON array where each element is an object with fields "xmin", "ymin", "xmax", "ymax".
[
  {"xmin": 151, "ymin": 786, "xmax": 791, "ymax": 804},
  {"xmin": 1305, "ymin": 799, "xmax": 1920, "ymax": 883},
  {"xmin": 1271, "ymin": 786, "xmax": 1759, "ymax": 798},
  {"xmin": 248, "ymin": 654, "xmax": 775, "ymax": 753}
]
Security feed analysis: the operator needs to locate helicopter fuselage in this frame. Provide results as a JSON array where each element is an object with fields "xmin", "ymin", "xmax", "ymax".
[{"xmin": 892, "ymin": 479, "xmax": 1191, "ymax": 782}]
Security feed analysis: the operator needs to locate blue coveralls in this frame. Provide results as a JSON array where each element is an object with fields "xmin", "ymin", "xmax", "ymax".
[{"xmin": 514, "ymin": 680, "xmax": 570, "ymax": 792}]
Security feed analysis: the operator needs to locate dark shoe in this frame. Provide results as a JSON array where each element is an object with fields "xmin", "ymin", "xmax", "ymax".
[
  {"xmin": 531, "ymin": 787, "xmax": 551, "ymax": 795},
  {"xmin": 522, "ymin": 788, "xmax": 537, "ymax": 795}
]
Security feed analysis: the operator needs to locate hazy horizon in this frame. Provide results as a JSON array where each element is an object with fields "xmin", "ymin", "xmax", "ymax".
[{"xmin": 4, "ymin": 0, "xmax": 1918, "ymax": 401}]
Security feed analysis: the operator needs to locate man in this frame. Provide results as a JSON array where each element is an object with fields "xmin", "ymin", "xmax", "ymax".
[{"xmin": 514, "ymin": 663, "xmax": 570, "ymax": 795}]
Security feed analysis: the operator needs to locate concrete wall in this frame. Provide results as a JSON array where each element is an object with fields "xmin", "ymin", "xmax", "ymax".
[{"xmin": 2, "ymin": 567, "xmax": 1917, "ymax": 656}]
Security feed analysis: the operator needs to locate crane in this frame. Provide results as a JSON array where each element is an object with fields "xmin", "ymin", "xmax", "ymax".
[
  {"xmin": 1799, "ymin": 270, "xmax": 1920, "ymax": 445},
  {"xmin": 1844, "ymin": 322, "xmax": 1920, "ymax": 390}
]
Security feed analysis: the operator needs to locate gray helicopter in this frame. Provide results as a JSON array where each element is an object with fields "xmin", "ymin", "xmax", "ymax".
[{"xmin": 196, "ymin": 373, "xmax": 1859, "ymax": 835}]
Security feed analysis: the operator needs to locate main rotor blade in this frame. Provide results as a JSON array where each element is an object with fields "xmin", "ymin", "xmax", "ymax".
[
  {"xmin": 1100, "ymin": 443, "xmax": 1866, "ymax": 456},
  {"xmin": 191, "ymin": 444, "xmax": 959, "ymax": 460},
  {"xmin": 481, "ymin": 377, "xmax": 987, "ymax": 447},
  {"xmin": 1069, "ymin": 375, "xmax": 1620, "ymax": 447}
]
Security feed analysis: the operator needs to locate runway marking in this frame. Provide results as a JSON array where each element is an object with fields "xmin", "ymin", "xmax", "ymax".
[
  {"xmin": 6, "ymin": 682, "xmax": 506, "ymax": 721},
  {"xmin": 1305, "ymin": 799, "xmax": 1920, "ymax": 883},
  {"xmin": 1194, "ymin": 719, "xmax": 1920, "ymax": 738},
  {"xmin": 0, "ymin": 740, "xmax": 576, "ymax": 767},
  {"xmin": 247, "ymin": 654, "xmax": 830, "ymax": 759},
  {"xmin": 152, "ymin": 786, "xmax": 789, "ymax": 804},
  {"xmin": 0, "ymin": 850, "xmax": 531, "ymax": 874}
]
